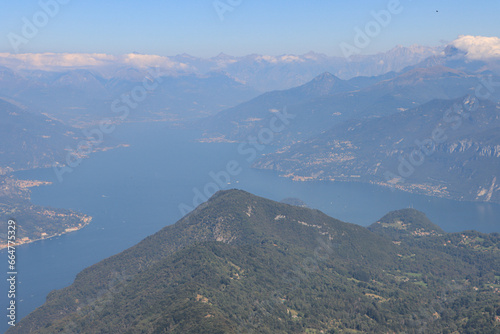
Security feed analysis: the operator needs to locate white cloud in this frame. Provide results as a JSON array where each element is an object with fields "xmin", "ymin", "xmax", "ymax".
[
  {"xmin": 0, "ymin": 52, "xmax": 190, "ymax": 72},
  {"xmin": 256, "ymin": 55, "xmax": 278, "ymax": 63},
  {"xmin": 254, "ymin": 54, "xmax": 304, "ymax": 64},
  {"xmin": 0, "ymin": 53, "xmax": 115, "ymax": 69},
  {"xmin": 279, "ymin": 55, "xmax": 303, "ymax": 63},
  {"xmin": 450, "ymin": 35, "xmax": 500, "ymax": 60},
  {"xmin": 121, "ymin": 54, "xmax": 189, "ymax": 70}
]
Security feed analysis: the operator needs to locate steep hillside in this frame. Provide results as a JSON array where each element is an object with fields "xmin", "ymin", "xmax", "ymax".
[
  {"xmin": 0, "ymin": 98, "xmax": 84, "ymax": 171},
  {"xmin": 10, "ymin": 190, "xmax": 500, "ymax": 333},
  {"xmin": 200, "ymin": 67, "xmax": 496, "ymax": 144},
  {"xmin": 254, "ymin": 96, "xmax": 500, "ymax": 203}
]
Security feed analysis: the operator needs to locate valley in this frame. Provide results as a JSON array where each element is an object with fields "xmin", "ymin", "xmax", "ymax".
[{"xmin": 1, "ymin": 30, "xmax": 499, "ymax": 333}]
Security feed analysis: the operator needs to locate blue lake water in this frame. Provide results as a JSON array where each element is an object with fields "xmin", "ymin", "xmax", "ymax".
[{"xmin": 1, "ymin": 121, "xmax": 499, "ymax": 333}]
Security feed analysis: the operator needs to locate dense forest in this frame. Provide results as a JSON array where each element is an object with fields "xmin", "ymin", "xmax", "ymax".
[{"xmin": 10, "ymin": 190, "xmax": 500, "ymax": 333}]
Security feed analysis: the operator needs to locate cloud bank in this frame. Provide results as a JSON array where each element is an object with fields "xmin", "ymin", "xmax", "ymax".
[
  {"xmin": 0, "ymin": 36, "xmax": 499, "ymax": 74},
  {"xmin": 0, "ymin": 53, "xmax": 190, "ymax": 72},
  {"xmin": 450, "ymin": 35, "xmax": 500, "ymax": 60}
]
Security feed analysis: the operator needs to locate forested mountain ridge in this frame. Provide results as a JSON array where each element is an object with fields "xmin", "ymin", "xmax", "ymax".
[
  {"xmin": 368, "ymin": 208, "xmax": 445, "ymax": 239},
  {"xmin": 10, "ymin": 190, "xmax": 500, "ymax": 333}
]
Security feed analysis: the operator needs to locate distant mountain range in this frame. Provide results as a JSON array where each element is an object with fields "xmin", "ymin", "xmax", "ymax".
[
  {"xmin": 0, "ymin": 43, "xmax": 443, "ymax": 125},
  {"xmin": 3, "ymin": 36, "xmax": 499, "ymax": 95},
  {"xmin": 171, "ymin": 44, "xmax": 441, "ymax": 92},
  {"xmin": 10, "ymin": 190, "xmax": 500, "ymax": 333},
  {"xmin": 198, "ymin": 37, "xmax": 500, "ymax": 204},
  {"xmin": 200, "ymin": 66, "xmax": 497, "ymax": 143},
  {"xmin": 1, "ymin": 35, "xmax": 497, "ymax": 127},
  {"xmin": 0, "ymin": 67, "xmax": 259, "ymax": 125},
  {"xmin": 0, "ymin": 44, "xmax": 441, "ymax": 93}
]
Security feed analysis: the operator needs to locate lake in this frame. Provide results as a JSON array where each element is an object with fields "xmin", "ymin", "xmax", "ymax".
[{"xmin": 1, "ymin": 121, "xmax": 499, "ymax": 333}]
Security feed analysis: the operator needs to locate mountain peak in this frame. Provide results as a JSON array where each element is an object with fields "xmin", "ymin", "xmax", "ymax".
[
  {"xmin": 13, "ymin": 189, "xmax": 400, "ymax": 332},
  {"xmin": 213, "ymin": 52, "xmax": 234, "ymax": 60},
  {"xmin": 296, "ymin": 71, "xmax": 353, "ymax": 96},
  {"xmin": 368, "ymin": 208, "xmax": 445, "ymax": 240},
  {"xmin": 313, "ymin": 71, "xmax": 337, "ymax": 81}
]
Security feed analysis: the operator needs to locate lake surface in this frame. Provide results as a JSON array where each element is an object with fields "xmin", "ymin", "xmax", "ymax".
[{"xmin": 1, "ymin": 122, "xmax": 499, "ymax": 333}]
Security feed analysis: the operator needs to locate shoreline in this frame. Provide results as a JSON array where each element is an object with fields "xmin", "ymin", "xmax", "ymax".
[
  {"xmin": 273, "ymin": 172, "xmax": 500, "ymax": 206},
  {"xmin": 0, "ymin": 216, "xmax": 92, "ymax": 250},
  {"xmin": 0, "ymin": 175, "xmax": 93, "ymax": 251}
]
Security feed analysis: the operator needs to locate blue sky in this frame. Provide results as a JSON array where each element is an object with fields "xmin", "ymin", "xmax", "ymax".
[{"xmin": 1, "ymin": 0, "xmax": 499, "ymax": 57}]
